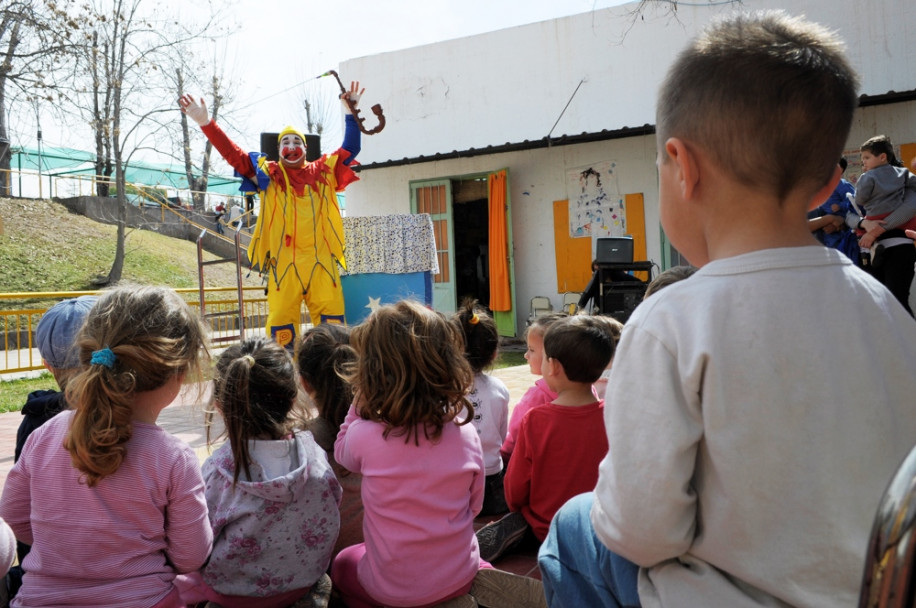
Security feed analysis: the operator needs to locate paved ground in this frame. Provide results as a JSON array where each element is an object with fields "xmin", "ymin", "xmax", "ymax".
[{"xmin": 0, "ymin": 363, "xmax": 537, "ymax": 491}]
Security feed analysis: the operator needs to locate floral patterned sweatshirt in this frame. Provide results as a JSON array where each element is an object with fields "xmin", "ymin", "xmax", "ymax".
[{"xmin": 201, "ymin": 431, "xmax": 342, "ymax": 597}]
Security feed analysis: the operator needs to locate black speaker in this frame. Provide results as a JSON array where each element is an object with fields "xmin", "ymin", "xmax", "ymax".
[
  {"xmin": 599, "ymin": 285, "xmax": 647, "ymax": 323},
  {"xmin": 260, "ymin": 132, "xmax": 321, "ymax": 163}
]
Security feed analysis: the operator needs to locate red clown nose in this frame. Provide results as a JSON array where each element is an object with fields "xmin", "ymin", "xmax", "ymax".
[{"xmin": 282, "ymin": 147, "xmax": 304, "ymax": 162}]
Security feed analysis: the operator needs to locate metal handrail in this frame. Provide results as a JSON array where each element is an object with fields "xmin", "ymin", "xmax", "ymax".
[{"xmin": 0, "ymin": 287, "xmax": 269, "ymax": 375}]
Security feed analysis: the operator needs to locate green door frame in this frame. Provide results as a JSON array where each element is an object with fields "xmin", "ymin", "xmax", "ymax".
[
  {"xmin": 411, "ymin": 179, "xmax": 456, "ymax": 313},
  {"xmin": 410, "ymin": 172, "xmax": 518, "ymax": 336}
]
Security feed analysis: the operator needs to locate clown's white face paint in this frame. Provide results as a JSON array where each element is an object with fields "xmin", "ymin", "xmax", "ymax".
[{"xmin": 280, "ymin": 134, "xmax": 306, "ymax": 165}]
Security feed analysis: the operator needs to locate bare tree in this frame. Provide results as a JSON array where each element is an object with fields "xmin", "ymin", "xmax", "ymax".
[
  {"xmin": 177, "ymin": 69, "xmax": 220, "ymax": 210},
  {"xmin": 60, "ymin": 0, "xmax": 224, "ymax": 283},
  {"xmin": 87, "ymin": 27, "xmax": 113, "ymax": 196},
  {"xmin": 300, "ymin": 78, "xmax": 341, "ymax": 149},
  {"xmin": 0, "ymin": 12, "xmax": 23, "ymax": 196},
  {"xmin": 0, "ymin": 0, "xmax": 80, "ymax": 196},
  {"xmin": 618, "ymin": 0, "xmax": 743, "ymax": 39}
]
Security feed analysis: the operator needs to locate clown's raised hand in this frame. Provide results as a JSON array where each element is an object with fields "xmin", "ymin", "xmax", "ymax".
[
  {"xmin": 178, "ymin": 94, "xmax": 210, "ymax": 127},
  {"xmin": 340, "ymin": 81, "xmax": 365, "ymax": 115}
]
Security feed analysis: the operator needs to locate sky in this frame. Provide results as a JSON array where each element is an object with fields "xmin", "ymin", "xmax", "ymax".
[
  {"xmin": 44, "ymin": 1, "xmax": 631, "ymax": 139},
  {"xmin": 19, "ymin": 0, "xmax": 632, "ymax": 177},
  {"xmin": 216, "ymin": 0, "xmax": 632, "ymax": 138}
]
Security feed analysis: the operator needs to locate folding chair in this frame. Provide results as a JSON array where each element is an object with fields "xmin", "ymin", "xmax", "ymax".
[
  {"xmin": 562, "ymin": 292, "xmax": 581, "ymax": 316},
  {"xmin": 527, "ymin": 296, "xmax": 553, "ymax": 326}
]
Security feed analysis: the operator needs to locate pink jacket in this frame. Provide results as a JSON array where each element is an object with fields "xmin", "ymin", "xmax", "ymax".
[
  {"xmin": 334, "ymin": 405, "xmax": 484, "ymax": 607},
  {"xmin": 500, "ymin": 378, "xmax": 557, "ymax": 459}
]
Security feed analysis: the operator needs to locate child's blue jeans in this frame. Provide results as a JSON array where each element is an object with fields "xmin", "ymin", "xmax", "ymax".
[{"xmin": 537, "ymin": 492, "xmax": 641, "ymax": 608}]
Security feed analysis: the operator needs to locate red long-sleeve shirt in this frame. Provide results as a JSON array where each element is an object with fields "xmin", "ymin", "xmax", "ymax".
[{"xmin": 504, "ymin": 400, "xmax": 608, "ymax": 540}]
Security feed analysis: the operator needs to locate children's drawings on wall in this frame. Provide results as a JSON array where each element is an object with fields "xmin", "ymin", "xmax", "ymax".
[{"xmin": 567, "ymin": 161, "xmax": 626, "ymax": 238}]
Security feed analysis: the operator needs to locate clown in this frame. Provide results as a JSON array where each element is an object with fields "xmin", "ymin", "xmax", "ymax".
[{"xmin": 179, "ymin": 83, "xmax": 363, "ymax": 347}]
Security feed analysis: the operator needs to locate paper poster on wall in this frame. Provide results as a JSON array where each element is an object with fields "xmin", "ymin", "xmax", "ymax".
[
  {"xmin": 566, "ymin": 161, "xmax": 626, "ymax": 238},
  {"xmin": 843, "ymin": 148, "xmax": 863, "ymax": 186}
]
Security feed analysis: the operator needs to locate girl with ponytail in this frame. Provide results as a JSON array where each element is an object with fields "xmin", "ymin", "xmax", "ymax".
[
  {"xmin": 0, "ymin": 284, "xmax": 212, "ymax": 607},
  {"xmin": 186, "ymin": 337, "xmax": 341, "ymax": 607}
]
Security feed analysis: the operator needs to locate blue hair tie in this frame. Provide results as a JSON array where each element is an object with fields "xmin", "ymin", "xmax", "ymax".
[{"xmin": 90, "ymin": 347, "xmax": 116, "ymax": 369}]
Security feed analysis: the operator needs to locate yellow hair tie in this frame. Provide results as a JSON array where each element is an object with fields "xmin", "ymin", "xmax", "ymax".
[
  {"xmin": 242, "ymin": 355, "xmax": 255, "ymax": 367},
  {"xmin": 469, "ymin": 313, "xmax": 480, "ymax": 325}
]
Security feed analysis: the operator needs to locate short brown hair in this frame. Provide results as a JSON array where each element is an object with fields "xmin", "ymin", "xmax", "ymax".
[
  {"xmin": 644, "ymin": 266, "xmax": 697, "ymax": 300},
  {"xmin": 861, "ymin": 135, "xmax": 902, "ymax": 167},
  {"xmin": 657, "ymin": 11, "xmax": 858, "ymax": 201},
  {"xmin": 543, "ymin": 316, "xmax": 615, "ymax": 384}
]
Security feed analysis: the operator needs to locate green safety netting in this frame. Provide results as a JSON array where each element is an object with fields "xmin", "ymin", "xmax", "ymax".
[{"xmin": 11, "ymin": 144, "xmax": 243, "ymax": 195}]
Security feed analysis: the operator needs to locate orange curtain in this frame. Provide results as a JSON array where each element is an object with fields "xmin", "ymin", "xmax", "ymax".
[{"xmin": 488, "ymin": 170, "xmax": 511, "ymax": 311}]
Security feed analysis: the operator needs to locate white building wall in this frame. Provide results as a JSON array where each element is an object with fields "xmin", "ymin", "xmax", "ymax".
[
  {"xmin": 340, "ymin": 0, "xmax": 916, "ymax": 332},
  {"xmin": 343, "ymin": 0, "xmax": 913, "ymax": 166},
  {"xmin": 850, "ymin": 102, "xmax": 916, "ymax": 152},
  {"xmin": 349, "ymin": 134, "xmax": 660, "ymax": 332}
]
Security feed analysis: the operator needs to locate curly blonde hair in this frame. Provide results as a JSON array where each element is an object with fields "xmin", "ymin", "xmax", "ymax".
[
  {"xmin": 64, "ymin": 285, "xmax": 209, "ymax": 487},
  {"xmin": 350, "ymin": 300, "xmax": 474, "ymax": 445}
]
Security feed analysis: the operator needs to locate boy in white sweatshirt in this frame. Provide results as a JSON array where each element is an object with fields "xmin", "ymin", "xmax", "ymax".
[{"xmin": 538, "ymin": 11, "xmax": 916, "ymax": 608}]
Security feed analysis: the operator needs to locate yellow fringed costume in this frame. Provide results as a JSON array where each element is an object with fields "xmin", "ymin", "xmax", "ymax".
[{"xmin": 201, "ymin": 120, "xmax": 360, "ymax": 347}]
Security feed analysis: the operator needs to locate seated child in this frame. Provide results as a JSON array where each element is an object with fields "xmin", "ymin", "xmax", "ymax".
[
  {"xmin": 500, "ymin": 313, "xmax": 565, "ymax": 465},
  {"xmin": 477, "ymin": 315, "xmax": 615, "ymax": 562},
  {"xmin": 846, "ymin": 135, "xmax": 916, "ymax": 314},
  {"xmin": 589, "ymin": 315, "xmax": 623, "ymax": 399},
  {"xmin": 0, "ymin": 285, "xmax": 213, "ymax": 607},
  {"xmin": 12, "ymin": 295, "xmax": 97, "ymax": 586},
  {"xmin": 297, "ymin": 323, "xmax": 364, "ymax": 558},
  {"xmin": 187, "ymin": 337, "xmax": 341, "ymax": 608},
  {"xmin": 16, "ymin": 295, "xmax": 97, "ymax": 462},
  {"xmin": 453, "ymin": 299, "xmax": 511, "ymax": 516},
  {"xmin": 538, "ymin": 12, "xmax": 916, "ymax": 608},
  {"xmin": 331, "ymin": 301, "xmax": 547, "ymax": 608},
  {"xmin": 331, "ymin": 300, "xmax": 484, "ymax": 608}
]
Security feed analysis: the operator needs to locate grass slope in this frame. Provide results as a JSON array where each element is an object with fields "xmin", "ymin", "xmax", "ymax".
[
  {"xmin": 0, "ymin": 196, "xmax": 264, "ymax": 410},
  {"xmin": 0, "ymin": 197, "xmax": 261, "ymax": 308},
  {"xmin": 0, "ymin": 197, "xmax": 529, "ymax": 411}
]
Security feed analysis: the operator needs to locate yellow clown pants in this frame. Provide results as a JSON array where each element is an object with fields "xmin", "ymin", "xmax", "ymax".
[{"xmin": 265, "ymin": 266, "xmax": 345, "ymax": 349}]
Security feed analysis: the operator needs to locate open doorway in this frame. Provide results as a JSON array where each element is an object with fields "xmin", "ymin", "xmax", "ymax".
[
  {"xmin": 411, "ymin": 171, "xmax": 514, "ymax": 335},
  {"xmin": 452, "ymin": 177, "xmax": 490, "ymax": 310}
]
